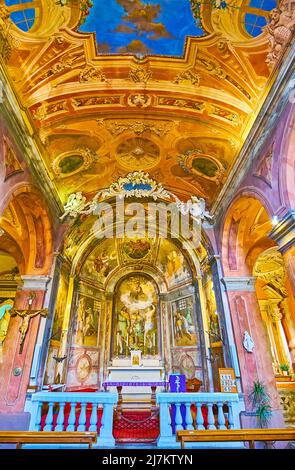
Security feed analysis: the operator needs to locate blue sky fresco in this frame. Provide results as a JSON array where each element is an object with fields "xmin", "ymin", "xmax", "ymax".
[{"xmin": 79, "ymin": 0, "xmax": 204, "ymax": 56}]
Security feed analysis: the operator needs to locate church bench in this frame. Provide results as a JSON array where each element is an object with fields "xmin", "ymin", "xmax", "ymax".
[
  {"xmin": 0, "ymin": 431, "xmax": 97, "ymax": 449},
  {"xmin": 176, "ymin": 428, "xmax": 295, "ymax": 449}
]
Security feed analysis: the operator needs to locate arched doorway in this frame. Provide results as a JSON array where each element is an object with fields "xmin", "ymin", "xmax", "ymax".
[{"xmin": 221, "ymin": 194, "xmax": 295, "ymax": 426}]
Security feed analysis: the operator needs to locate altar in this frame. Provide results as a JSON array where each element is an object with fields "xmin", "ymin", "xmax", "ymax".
[{"xmin": 106, "ymin": 357, "xmax": 166, "ymax": 403}]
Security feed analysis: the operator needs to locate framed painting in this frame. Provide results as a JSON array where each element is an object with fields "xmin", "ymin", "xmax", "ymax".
[
  {"xmin": 219, "ymin": 368, "xmax": 238, "ymax": 393},
  {"xmin": 130, "ymin": 349, "xmax": 142, "ymax": 367},
  {"xmin": 171, "ymin": 296, "xmax": 197, "ymax": 347}
]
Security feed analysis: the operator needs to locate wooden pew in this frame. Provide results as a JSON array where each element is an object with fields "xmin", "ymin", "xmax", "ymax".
[
  {"xmin": 0, "ymin": 431, "xmax": 97, "ymax": 449},
  {"xmin": 177, "ymin": 428, "xmax": 295, "ymax": 449}
]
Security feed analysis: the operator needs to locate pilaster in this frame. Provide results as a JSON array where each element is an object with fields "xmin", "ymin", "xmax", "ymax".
[
  {"xmin": 0, "ymin": 275, "xmax": 50, "ymax": 420},
  {"xmin": 221, "ymin": 275, "xmax": 284, "ymax": 426}
]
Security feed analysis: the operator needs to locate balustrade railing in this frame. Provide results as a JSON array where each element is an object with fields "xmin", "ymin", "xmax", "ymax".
[
  {"xmin": 157, "ymin": 392, "xmax": 244, "ymax": 448},
  {"xmin": 29, "ymin": 391, "xmax": 118, "ymax": 447}
]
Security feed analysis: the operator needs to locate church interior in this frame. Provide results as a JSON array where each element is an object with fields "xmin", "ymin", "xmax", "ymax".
[{"xmin": 0, "ymin": 0, "xmax": 295, "ymax": 449}]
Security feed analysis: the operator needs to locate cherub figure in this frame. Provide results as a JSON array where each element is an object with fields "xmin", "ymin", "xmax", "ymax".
[{"xmin": 61, "ymin": 192, "xmax": 87, "ymax": 219}]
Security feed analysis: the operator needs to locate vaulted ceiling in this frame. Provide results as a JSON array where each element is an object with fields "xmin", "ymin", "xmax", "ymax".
[{"xmin": 0, "ymin": 0, "xmax": 286, "ymax": 212}]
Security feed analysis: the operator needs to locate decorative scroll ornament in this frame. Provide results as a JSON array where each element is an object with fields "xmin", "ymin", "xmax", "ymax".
[{"xmin": 61, "ymin": 171, "xmax": 212, "ymax": 224}]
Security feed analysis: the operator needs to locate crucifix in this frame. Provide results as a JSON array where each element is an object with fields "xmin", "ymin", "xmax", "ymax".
[{"xmin": 11, "ymin": 292, "xmax": 48, "ymax": 354}]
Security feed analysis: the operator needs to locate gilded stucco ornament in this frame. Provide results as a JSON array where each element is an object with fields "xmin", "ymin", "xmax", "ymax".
[
  {"xmin": 264, "ymin": 1, "xmax": 295, "ymax": 68},
  {"xmin": 173, "ymin": 70, "xmax": 201, "ymax": 86},
  {"xmin": 253, "ymin": 248, "xmax": 287, "ymax": 294},
  {"xmin": 52, "ymin": 148, "xmax": 98, "ymax": 178},
  {"xmin": 97, "ymin": 119, "xmax": 173, "ymax": 137},
  {"xmin": 128, "ymin": 94, "xmax": 152, "ymax": 108},
  {"xmin": 79, "ymin": 66, "xmax": 109, "ymax": 83},
  {"xmin": 129, "ymin": 67, "xmax": 152, "ymax": 84},
  {"xmin": 179, "ymin": 149, "xmax": 226, "ymax": 185},
  {"xmin": 61, "ymin": 171, "xmax": 212, "ymax": 225}
]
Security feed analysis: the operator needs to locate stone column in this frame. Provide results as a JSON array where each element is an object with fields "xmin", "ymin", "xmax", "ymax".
[
  {"xmin": 269, "ymin": 210, "xmax": 295, "ymax": 366},
  {"xmin": 280, "ymin": 298, "xmax": 295, "ymax": 364},
  {"xmin": 0, "ymin": 275, "xmax": 50, "ymax": 429},
  {"xmin": 210, "ymin": 255, "xmax": 240, "ymax": 373},
  {"xmin": 258, "ymin": 300, "xmax": 281, "ymax": 373},
  {"xmin": 159, "ymin": 293, "xmax": 172, "ymax": 376},
  {"xmin": 102, "ymin": 293, "xmax": 113, "ymax": 382},
  {"xmin": 55, "ymin": 275, "xmax": 76, "ymax": 384},
  {"xmin": 222, "ymin": 277, "xmax": 284, "ymax": 428},
  {"xmin": 267, "ymin": 303, "xmax": 292, "ymax": 367},
  {"xmin": 34, "ymin": 253, "xmax": 64, "ymax": 390}
]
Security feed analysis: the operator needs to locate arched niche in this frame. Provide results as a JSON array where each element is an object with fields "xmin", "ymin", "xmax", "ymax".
[{"xmin": 56, "ymin": 233, "xmax": 214, "ymax": 392}]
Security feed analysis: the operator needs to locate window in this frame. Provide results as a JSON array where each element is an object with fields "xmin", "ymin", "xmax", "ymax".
[
  {"xmin": 5, "ymin": 0, "xmax": 36, "ymax": 32},
  {"xmin": 243, "ymin": 0, "xmax": 277, "ymax": 37}
]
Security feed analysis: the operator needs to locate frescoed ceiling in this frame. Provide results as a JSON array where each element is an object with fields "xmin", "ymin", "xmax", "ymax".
[
  {"xmin": 0, "ymin": 0, "xmax": 290, "ymax": 214},
  {"xmin": 79, "ymin": 0, "xmax": 205, "ymax": 56}
]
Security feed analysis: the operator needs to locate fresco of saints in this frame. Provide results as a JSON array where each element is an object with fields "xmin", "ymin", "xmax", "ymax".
[
  {"xmin": 116, "ymin": 306, "xmax": 130, "ymax": 355},
  {"xmin": 144, "ymin": 304, "xmax": 156, "ymax": 354},
  {"xmin": 114, "ymin": 275, "xmax": 158, "ymax": 357}
]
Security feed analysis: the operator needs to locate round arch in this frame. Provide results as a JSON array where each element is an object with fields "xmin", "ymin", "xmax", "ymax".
[
  {"xmin": 0, "ymin": 184, "xmax": 53, "ymax": 275},
  {"xmin": 221, "ymin": 192, "xmax": 275, "ymax": 277}
]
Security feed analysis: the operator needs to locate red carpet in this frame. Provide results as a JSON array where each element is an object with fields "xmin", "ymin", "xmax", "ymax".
[{"xmin": 113, "ymin": 411, "xmax": 159, "ymax": 442}]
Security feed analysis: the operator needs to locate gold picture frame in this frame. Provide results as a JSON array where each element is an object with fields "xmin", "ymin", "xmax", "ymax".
[
  {"xmin": 130, "ymin": 349, "xmax": 142, "ymax": 367},
  {"xmin": 219, "ymin": 368, "xmax": 238, "ymax": 393}
]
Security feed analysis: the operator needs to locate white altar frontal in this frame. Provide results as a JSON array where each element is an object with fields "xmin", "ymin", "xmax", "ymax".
[{"xmin": 107, "ymin": 357, "xmax": 165, "ymax": 403}]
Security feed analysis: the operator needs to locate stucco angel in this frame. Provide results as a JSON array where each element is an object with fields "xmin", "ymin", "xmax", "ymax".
[{"xmin": 62, "ymin": 192, "xmax": 87, "ymax": 219}]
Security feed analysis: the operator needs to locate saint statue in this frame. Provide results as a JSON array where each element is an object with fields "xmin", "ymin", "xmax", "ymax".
[
  {"xmin": 243, "ymin": 330, "xmax": 254, "ymax": 353},
  {"xmin": 0, "ymin": 299, "xmax": 14, "ymax": 346}
]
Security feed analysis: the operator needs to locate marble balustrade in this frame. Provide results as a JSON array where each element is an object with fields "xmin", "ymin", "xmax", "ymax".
[
  {"xmin": 156, "ymin": 392, "xmax": 244, "ymax": 448},
  {"xmin": 29, "ymin": 391, "xmax": 118, "ymax": 448}
]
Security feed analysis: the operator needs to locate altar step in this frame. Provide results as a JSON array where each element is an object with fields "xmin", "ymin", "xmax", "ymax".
[{"xmin": 118, "ymin": 401, "xmax": 155, "ymax": 410}]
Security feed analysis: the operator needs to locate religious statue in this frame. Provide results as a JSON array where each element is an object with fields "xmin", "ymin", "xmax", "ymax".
[
  {"xmin": 0, "ymin": 299, "xmax": 14, "ymax": 346},
  {"xmin": 264, "ymin": 2, "xmax": 295, "ymax": 67},
  {"xmin": 61, "ymin": 192, "xmax": 87, "ymax": 219},
  {"xmin": 243, "ymin": 330, "xmax": 254, "ymax": 353},
  {"xmin": 11, "ymin": 305, "xmax": 48, "ymax": 353}
]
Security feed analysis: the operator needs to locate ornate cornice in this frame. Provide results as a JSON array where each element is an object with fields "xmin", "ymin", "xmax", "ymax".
[
  {"xmin": 20, "ymin": 275, "xmax": 51, "ymax": 291},
  {"xmin": 221, "ymin": 277, "xmax": 256, "ymax": 292}
]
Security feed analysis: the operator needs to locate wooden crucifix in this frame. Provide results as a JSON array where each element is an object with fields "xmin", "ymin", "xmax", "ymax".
[{"xmin": 11, "ymin": 292, "xmax": 48, "ymax": 354}]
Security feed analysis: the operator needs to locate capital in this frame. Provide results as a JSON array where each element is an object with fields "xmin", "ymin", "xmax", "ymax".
[
  {"xmin": 221, "ymin": 277, "xmax": 256, "ymax": 292},
  {"xmin": 269, "ymin": 211, "xmax": 295, "ymax": 253},
  {"xmin": 20, "ymin": 275, "xmax": 51, "ymax": 291}
]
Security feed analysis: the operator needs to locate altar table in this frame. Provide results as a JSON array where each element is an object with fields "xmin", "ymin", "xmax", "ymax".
[{"xmin": 103, "ymin": 381, "xmax": 168, "ymax": 413}]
